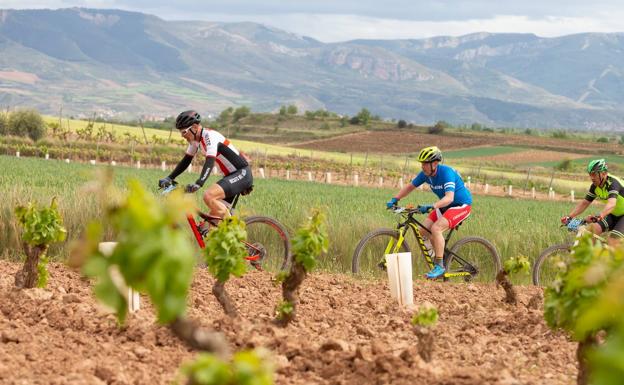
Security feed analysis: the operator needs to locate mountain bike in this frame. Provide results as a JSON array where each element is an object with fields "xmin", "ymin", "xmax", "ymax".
[
  {"xmin": 160, "ymin": 182, "xmax": 291, "ymax": 272},
  {"xmin": 532, "ymin": 217, "xmax": 605, "ymax": 286},
  {"xmin": 352, "ymin": 205, "xmax": 501, "ymax": 282}
]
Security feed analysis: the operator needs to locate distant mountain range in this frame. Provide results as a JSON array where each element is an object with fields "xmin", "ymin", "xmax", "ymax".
[{"xmin": 1, "ymin": 8, "xmax": 624, "ymax": 130}]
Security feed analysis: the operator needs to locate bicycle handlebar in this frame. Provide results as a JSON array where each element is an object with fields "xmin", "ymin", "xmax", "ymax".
[
  {"xmin": 387, "ymin": 205, "xmax": 427, "ymax": 215},
  {"xmin": 159, "ymin": 181, "xmax": 179, "ymax": 195}
]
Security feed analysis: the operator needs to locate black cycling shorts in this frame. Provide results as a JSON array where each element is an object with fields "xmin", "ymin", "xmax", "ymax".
[
  {"xmin": 217, "ymin": 166, "xmax": 253, "ymax": 201},
  {"xmin": 596, "ymin": 214, "xmax": 624, "ymax": 238}
]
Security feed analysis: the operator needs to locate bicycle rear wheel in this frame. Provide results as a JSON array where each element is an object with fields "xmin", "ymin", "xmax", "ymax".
[
  {"xmin": 244, "ymin": 216, "xmax": 291, "ymax": 272},
  {"xmin": 532, "ymin": 243, "xmax": 572, "ymax": 286},
  {"xmin": 446, "ymin": 236, "xmax": 501, "ymax": 282},
  {"xmin": 352, "ymin": 228, "xmax": 411, "ymax": 279}
]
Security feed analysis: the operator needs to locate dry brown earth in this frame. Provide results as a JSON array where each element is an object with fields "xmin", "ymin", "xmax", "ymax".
[
  {"xmin": 291, "ymin": 130, "xmax": 622, "ymax": 155},
  {"xmin": 0, "ymin": 261, "xmax": 576, "ymax": 385}
]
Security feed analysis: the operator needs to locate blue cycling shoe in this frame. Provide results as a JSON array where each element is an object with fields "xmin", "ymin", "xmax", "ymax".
[{"xmin": 426, "ymin": 264, "xmax": 446, "ymax": 279}]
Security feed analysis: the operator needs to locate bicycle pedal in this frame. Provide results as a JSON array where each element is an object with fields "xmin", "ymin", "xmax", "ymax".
[
  {"xmin": 424, "ymin": 273, "xmax": 444, "ymax": 280},
  {"xmin": 249, "ymin": 260, "xmax": 263, "ymax": 271}
]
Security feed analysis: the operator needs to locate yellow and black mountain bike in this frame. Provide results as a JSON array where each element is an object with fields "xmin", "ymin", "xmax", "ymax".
[{"xmin": 352, "ymin": 205, "xmax": 501, "ymax": 281}]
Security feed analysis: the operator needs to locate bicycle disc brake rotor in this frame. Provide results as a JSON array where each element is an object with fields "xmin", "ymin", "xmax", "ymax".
[{"xmin": 248, "ymin": 243, "xmax": 267, "ymax": 262}]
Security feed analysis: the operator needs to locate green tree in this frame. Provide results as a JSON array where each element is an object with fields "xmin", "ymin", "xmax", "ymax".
[
  {"xmin": 428, "ymin": 121, "xmax": 447, "ymax": 135},
  {"xmin": 0, "ymin": 110, "xmax": 7, "ymax": 135},
  {"xmin": 278, "ymin": 106, "xmax": 287, "ymax": 116},
  {"xmin": 552, "ymin": 130, "xmax": 568, "ymax": 139},
  {"xmin": 355, "ymin": 108, "xmax": 372, "ymax": 126},
  {"xmin": 218, "ymin": 107, "xmax": 234, "ymax": 126},
  {"xmin": 232, "ymin": 106, "xmax": 250, "ymax": 122},
  {"xmin": 14, "ymin": 198, "xmax": 67, "ymax": 288},
  {"xmin": 470, "ymin": 123, "xmax": 483, "ymax": 131},
  {"xmin": 286, "ymin": 105, "xmax": 298, "ymax": 115},
  {"xmin": 397, "ymin": 119, "xmax": 407, "ymax": 129},
  {"xmin": 555, "ymin": 159, "xmax": 573, "ymax": 171},
  {"xmin": 8, "ymin": 108, "xmax": 46, "ymax": 141}
]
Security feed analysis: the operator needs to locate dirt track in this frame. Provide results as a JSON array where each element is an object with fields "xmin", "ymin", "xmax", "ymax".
[{"xmin": 0, "ymin": 261, "xmax": 576, "ymax": 385}]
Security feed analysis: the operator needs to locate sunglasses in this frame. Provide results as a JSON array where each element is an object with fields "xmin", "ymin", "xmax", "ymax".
[{"xmin": 180, "ymin": 126, "xmax": 193, "ymax": 135}]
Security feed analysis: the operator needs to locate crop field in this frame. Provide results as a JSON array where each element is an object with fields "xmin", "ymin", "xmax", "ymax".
[{"xmin": 0, "ymin": 155, "xmax": 574, "ymax": 279}]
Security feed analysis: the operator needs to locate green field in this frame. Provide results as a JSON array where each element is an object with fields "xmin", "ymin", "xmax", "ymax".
[{"xmin": 0, "ymin": 155, "xmax": 580, "ymax": 284}]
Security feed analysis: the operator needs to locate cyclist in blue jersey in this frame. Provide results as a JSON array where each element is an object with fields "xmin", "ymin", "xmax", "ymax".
[{"xmin": 386, "ymin": 146, "xmax": 472, "ymax": 279}]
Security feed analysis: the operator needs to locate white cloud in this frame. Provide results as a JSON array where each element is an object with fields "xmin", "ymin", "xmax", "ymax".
[
  {"xmin": 180, "ymin": 13, "xmax": 624, "ymax": 42},
  {"xmin": 1, "ymin": 2, "xmax": 623, "ymax": 42}
]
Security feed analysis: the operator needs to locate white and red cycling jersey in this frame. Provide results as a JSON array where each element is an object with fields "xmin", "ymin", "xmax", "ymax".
[{"xmin": 185, "ymin": 128, "xmax": 248, "ymax": 176}]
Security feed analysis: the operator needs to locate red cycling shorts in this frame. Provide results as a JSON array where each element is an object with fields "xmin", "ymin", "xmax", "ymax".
[{"xmin": 427, "ymin": 204, "xmax": 472, "ymax": 229}]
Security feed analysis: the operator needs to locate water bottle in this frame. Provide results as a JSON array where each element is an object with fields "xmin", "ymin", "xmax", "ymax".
[{"xmin": 424, "ymin": 239, "xmax": 436, "ymax": 258}]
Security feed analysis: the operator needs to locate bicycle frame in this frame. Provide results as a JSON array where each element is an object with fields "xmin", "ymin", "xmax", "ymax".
[
  {"xmin": 161, "ymin": 184, "xmax": 262, "ymax": 263},
  {"xmin": 383, "ymin": 209, "xmax": 475, "ymax": 279}
]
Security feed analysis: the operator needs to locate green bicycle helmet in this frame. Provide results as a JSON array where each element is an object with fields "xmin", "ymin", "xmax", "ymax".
[
  {"xmin": 587, "ymin": 159, "xmax": 607, "ymax": 174},
  {"xmin": 417, "ymin": 146, "xmax": 442, "ymax": 163}
]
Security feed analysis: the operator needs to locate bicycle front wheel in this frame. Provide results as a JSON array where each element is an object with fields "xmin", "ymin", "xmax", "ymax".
[
  {"xmin": 244, "ymin": 216, "xmax": 291, "ymax": 273},
  {"xmin": 532, "ymin": 243, "xmax": 572, "ymax": 286},
  {"xmin": 446, "ymin": 236, "xmax": 501, "ymax": 282},
  {"xmin": 352, "ymin": 228, "xmax": 410, "ymax": 279}
]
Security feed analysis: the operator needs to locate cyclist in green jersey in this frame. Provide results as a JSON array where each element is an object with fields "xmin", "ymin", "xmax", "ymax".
[{"xmin": 561, "ymin": 159, "xmax": 624, "ymax": 246}]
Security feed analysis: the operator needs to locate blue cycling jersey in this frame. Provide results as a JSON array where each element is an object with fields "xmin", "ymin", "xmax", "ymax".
[{"xmin": 411, "ymin": 164, "xmax": 472, "ymax": 206}]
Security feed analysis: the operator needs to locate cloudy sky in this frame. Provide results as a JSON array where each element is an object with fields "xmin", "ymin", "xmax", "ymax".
[{"xmin": 1, "ymin": 0, "xmax": 623, "ymax": 42}]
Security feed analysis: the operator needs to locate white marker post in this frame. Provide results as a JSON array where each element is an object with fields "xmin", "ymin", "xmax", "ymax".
[
  {"xmin": 98, "ymin": 242, "xmax": 140, "ymax": 313},
  {"xmin": 385, "ymin": 252, "xmax": 414, "ymax": 308}
]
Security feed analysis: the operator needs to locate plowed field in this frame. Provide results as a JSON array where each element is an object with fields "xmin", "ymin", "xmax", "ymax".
[
  {"xmin": 292, "ymin": 130, "xmax": 622, "ymax": 156},
  {"xmin": 0, "ymin": 261, "xmax": 576, "ymax": 385}
]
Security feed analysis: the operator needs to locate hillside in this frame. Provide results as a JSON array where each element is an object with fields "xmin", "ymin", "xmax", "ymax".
[{"xmin": 1, "ymin": 8, "xmax": 624, "ymax": 129}]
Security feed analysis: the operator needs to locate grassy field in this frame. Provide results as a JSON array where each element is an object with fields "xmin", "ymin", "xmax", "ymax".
[{"xmin": 1, "ymin": 155, "xmax": 578, "ymax": 283}]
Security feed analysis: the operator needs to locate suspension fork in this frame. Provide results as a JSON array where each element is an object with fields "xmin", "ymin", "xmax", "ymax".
[{"xmin": 384, "ymin": 224, "xmax": 408, "ymax": 254}]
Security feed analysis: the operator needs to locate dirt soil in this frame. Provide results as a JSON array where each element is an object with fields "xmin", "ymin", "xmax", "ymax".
[
  {"xmin": 292, "ymin": 130, "xmax": 623, "ymax": 155},
  {"xmin": 469, "ymin": 149, "xmax": 587, "ymax": 164},
  {"xmin": 292, "ymin": 131, "xmax": 502, "ymax": 153},
  {"xmin": 0, "ymin": 261, "xmax": 577, "ymax": 385}
]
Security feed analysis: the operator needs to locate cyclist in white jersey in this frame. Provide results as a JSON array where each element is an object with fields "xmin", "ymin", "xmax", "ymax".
[{"xmin": 158, "ymin": 110, "xmax": 253, "ymax": 231}]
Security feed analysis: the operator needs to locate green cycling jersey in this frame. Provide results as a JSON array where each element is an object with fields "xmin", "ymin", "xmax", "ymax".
[{"xmin": 585, "ymin": 174, "xmax": 624, "ymax": 216}]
